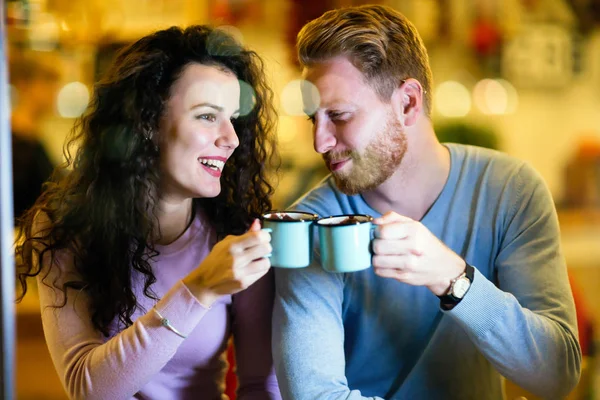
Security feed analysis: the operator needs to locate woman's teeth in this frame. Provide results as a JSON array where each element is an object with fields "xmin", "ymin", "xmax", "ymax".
[{"xmin": 199, "ymin": 158, "xmax": 224, "ymax": 171}]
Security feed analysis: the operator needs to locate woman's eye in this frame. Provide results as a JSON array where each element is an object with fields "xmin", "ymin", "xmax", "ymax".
[{"xmin": 196, "ymin": 114, "xmax": 216, "ymax": 122}]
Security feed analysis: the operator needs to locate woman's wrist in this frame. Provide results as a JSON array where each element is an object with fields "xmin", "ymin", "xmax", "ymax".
[{"xmin": 182, "ymin": 278, "xmax": 218, "ymax": 308}]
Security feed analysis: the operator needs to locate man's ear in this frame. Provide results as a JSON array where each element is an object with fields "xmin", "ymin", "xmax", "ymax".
[{"xmin": 391, "ymin": 78, "xmax": 424, "ymax": 127}]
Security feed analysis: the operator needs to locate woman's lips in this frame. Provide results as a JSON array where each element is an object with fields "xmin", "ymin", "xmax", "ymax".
[{"xmin": 200, "ymin": 163, "xmax": 222, "ymax": 178}]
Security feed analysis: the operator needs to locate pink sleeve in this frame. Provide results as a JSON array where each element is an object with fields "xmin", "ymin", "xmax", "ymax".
[
  {"xmin": 231, "ymin": 269, "xmax": 281, "ymax": 400},
  {"xmin": 37, "ymin": 251, "xmax": 209, "ymax": 400}
]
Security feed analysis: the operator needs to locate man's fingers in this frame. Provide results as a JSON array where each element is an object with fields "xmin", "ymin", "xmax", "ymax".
[
  {"xmin": 373, "ymin": 223, "xmax": 413, "ymax": 240},
  {"xmin": 372, "ymin": 238, "xmax": 411, "ymax": 255},
  {"xmin": 372, "ymin": 254, "xmax": 419, "ymax": 269},
  {"xmin": 373, "ymin": 211, "xmax": 413, "ymax": 225},
  {"xmin": 372, "ymin": 237, "xmax": 422, "ymax": 255},
  {"xmin": 373, "ymin": 267, "xmax": 412, "ymax": 282}
]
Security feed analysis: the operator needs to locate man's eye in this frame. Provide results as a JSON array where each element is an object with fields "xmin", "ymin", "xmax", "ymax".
[
  {"xmin": 329, "ymin": 112, "xmax": 347, "ymax": 121},
  {"xmin": 196, "ymin": 114, "xmax": 216, "ymax": 122}
]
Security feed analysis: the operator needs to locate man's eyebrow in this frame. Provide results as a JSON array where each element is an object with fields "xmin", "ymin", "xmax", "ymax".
[{"xmin": 303, "ymin": 102, "xmax": 357, "ymax": 114}]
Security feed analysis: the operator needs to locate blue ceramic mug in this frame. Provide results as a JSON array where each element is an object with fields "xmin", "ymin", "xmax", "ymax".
[
  {"xmin": 262, "ymin": 211, "xmax": 318, "ymax": 268},
  {"xmin": 317, "ymin": 214, "xmax": 374, "ymax": 273}
]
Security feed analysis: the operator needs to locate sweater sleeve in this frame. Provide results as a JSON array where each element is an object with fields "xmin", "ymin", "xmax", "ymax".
[
  {"xmin": 231, "ymin": 270, "xmax": 281, "ymax": 400},
  {"xmin": 273, "ymin": 262, "xmax": 384, "ymax": 400},
  {"xmin": 38, "ymin": 250, "xmax": 209, "ymax": 400},
  {"xmin": 446, "ymin": 163, "xmax": 581, "ymax": 399}
]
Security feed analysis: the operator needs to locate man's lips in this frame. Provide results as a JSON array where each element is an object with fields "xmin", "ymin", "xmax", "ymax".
[{"xmin": 328, "ymin": 159, "xmax": 350, "ymax": 172}]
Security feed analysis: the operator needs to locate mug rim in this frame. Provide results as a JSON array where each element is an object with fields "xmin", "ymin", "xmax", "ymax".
[
  {"xmin": 261, "ymin": 210, "xmax": 319, "ymax": 223},
  {"xmin": 317, "ymin": 214, "xmax": 373, "ymax": 227}
]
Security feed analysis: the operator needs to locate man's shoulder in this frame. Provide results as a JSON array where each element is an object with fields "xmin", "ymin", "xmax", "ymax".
[
  {"xmin": 449, "ymin": 143, "xmax": 547, "ymax": 203},
  {"xmin": 451, "ymin": 143, "xmax": 519, "ymax": 167},
  {"xmin": 449, "ymin": 143, "xmax": 538, "ymax": 182}
]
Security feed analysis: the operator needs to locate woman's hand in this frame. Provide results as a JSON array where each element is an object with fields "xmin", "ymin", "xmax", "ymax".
[{"xmin": 182, "ymin": 219, "xmax": 272, "ymax": 307}]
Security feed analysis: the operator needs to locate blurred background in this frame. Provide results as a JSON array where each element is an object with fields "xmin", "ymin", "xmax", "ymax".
[{"xmin": 4, "ymin": 0, "xmax": 600, "ymax": 398}]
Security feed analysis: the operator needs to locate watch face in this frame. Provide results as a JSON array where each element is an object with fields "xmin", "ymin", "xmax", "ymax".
[{"xmin": 452, "ymin": 277, "xmax": 471, "ymax": 298}]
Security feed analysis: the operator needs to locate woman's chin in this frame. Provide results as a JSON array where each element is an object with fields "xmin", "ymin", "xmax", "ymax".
[{"xmin": 194, "ymin": 185, "xmax": 222, "ymax": 199}]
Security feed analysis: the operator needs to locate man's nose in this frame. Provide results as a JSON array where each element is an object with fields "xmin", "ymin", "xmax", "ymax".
[{"xmin": 313, "ymin": 119, "xmax": 336, "ymax": 154}]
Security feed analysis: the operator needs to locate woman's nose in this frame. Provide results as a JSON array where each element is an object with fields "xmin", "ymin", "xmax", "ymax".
[{"xmin": 216, "ymin": 120, "xmax": 240, "ymax": 150}]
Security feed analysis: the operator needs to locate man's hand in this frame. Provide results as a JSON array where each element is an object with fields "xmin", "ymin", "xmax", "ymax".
[{"xmin": 372, "ymin": 211, "xmax": 466, "ymax": 295}]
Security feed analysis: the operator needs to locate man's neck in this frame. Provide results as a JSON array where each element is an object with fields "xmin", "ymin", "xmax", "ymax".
[{"xmin": 361, "ymin": 136, "xmax": 450, "ymax": 221}]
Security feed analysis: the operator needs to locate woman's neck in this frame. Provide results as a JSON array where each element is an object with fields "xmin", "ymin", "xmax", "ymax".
[{"xmin": 154, "ymin": 198, "xmax": 195, "ymax": 245}]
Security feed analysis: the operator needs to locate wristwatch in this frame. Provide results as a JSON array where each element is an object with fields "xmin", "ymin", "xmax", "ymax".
[{"xmin": 437, "ymin": 263, "xmax": 475, "ymax": 310}]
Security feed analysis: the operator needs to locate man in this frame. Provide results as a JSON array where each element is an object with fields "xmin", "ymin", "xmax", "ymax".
[
  {"xmin": 272, "ymin": 5, "xmax": 581, "ymax": 400},
  {"xmin": 10, "ymin": 53, "xmax": 58, "ymax": 224}
]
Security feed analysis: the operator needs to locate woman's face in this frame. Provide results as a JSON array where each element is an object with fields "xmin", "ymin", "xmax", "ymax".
[{"xmin": 159, "ymin": 63, "xmax": 241, "ymax": 203}]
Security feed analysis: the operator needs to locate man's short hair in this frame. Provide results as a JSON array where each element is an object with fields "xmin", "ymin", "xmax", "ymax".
[{"xmin": 297, "ymin": 4, "xmax": 433, "ymax": 117}]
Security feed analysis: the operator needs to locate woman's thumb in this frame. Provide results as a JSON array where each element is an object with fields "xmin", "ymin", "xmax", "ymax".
[{"xmin": 249, "ymin": 218, "xmax": 262, "ymax": 232}]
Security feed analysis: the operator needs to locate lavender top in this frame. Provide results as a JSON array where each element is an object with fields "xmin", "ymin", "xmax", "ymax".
[{"xmin": 38, "ymin": 209, "xmax": 280, "ymax": 399}]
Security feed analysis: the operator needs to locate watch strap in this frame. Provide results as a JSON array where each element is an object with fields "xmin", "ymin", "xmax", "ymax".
[{"xmin": 437, "ymin": 263, "xmax": 475, "ymax": 310}]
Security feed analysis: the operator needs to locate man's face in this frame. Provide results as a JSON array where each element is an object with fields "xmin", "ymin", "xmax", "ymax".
[{"xmin": 302, "ymin": 56, "xmax": 407, "ymax": 195}]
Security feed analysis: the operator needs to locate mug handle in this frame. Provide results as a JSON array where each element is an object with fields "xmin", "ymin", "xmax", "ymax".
[
  {"xmin": 369, "ymin": 224, "xmax": 378, "ymax": 255},
  {"xmin": 261, "ymin": 228, "xmax": 272, "ymax": 258},
  {"xmin": 370, "ymin": 224, "xmax": 379, "ymax": 239}
]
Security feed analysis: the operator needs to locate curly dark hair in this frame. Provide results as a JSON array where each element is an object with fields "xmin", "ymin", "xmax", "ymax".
[{"xmin": 15, "ymin": 25, "xmax": 278, "ymax": 336}]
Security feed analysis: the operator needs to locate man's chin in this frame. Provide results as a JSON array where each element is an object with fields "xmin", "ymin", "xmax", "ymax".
[
  {"xmin": 333, "ymin": 168, "xmax": 394, "ymax": 196},
  {"xmin": 333, "ymin": 174, "xmax": 373, "ymax": 196}
]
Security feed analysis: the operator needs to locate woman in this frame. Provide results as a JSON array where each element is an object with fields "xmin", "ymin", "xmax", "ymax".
[{"xmin": 16, "ymin": 25, "xmax": 280, "ymax": 399}]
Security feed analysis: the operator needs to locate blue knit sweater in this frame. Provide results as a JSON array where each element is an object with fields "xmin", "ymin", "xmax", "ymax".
[{"xmin": 273, "ymin": 144, "xmax": 581, "ymax": 400}]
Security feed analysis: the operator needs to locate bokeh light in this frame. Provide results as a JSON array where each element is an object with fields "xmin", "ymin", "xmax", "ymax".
[
  {"xmin": 238, "ymin": 79, "xmax": 256, "ymax": 116},
  {"xmin": 29, "ymin": 13, "xmax": 60, "ymax": 51},
  {"xmin": 496, "ymin": 79, "xmax": 518, "ymax": 114},
  {"xmin": 218, "ymin": 25, "xmax": 245, "ymax": 46},
  {"xmin": 207, "ymin": 26, "xmax": 243, "ymax": 56},
  {"xmin": 278, "ymin": 116, "xmax": 300, "ymax": 145},
  {"xmin": 473, "ymin": 79, "xmax": 519, "ymax": 115},
  {"xmin": 281, "ymin": 79, "xmax": 320, "ymax": 117},
  {"xmin": 435, "ymin": 81, "xmax": 471, "ymax": 117},
  {"xmin": 57, "ymin": 82, "xmax": 89, "ymax": 118}
]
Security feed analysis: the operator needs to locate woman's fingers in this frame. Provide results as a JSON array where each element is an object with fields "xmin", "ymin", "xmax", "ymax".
[
  {"xmin": 229, "ymin": 230, "xmax": 271, "ymax": 254},
  {"xmin": 236, "ymin": 242, "xmax": 272, "ymax": 267},
  {"xmin": 238, "ymin": 258, "xmax": 271, "ymax": 288}
]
